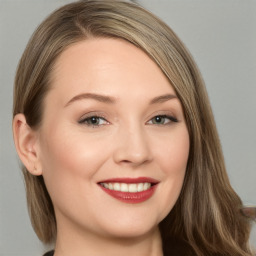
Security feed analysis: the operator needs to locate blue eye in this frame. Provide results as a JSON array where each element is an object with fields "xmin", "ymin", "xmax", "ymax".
[
  {"xmin": 78, "ymin": 116, "xmax": 108, "ymax": 126},
  {"xmin": 148, "ymin": 115, "xmax": 178, "ymax": 125}
]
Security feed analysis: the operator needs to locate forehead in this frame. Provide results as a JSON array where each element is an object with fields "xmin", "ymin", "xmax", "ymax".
[{"xmin": 49, "ymin": 38, "xmax": 176, "ymax": 104}]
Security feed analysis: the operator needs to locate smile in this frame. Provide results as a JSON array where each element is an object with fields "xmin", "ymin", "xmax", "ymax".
[
  {"xmin": 98, "ymin": 177, "xmax": 159, "ymax": 204},
  {"xmin": 100, "ymin": 182, "xmax": 151, "ymax": 192}
]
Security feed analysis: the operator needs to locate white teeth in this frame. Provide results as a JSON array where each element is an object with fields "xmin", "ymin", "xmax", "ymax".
[
  {"xmin": 128, "ymin": 184, "xmax": 137, "ymax": 192},
  {"xmin": 144, "ymin": 182, "xmax": 151, "ymax": 190},
  {"xmin": 120, "ymin": 183, "xmax": 128, "ymax": 192},
  {"xmin": 100, "ymin": 182, "xmax": 152, "ymax": 192},
  {"xmin": 113, "ymin": 183, "xmax": 120, "ymax": 191},
  {"xmin": 103, "ymin": 183, "xmax": 109, "ymax": 189},
  {"xmin": 138, "ymin": 183, "xmax": 144, "ymax": 192}
]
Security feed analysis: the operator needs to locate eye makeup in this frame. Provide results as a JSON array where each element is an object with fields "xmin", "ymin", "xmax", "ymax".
[
  {"xmin": 148, "ymin": 114, "xmax": 178, "ymax": 125},
  {"xmin": 78, "ymin": 113, "xmax": 109, "ymax": 127}
]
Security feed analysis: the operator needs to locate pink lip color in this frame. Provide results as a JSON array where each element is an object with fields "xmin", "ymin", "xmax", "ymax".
[{"xmin": 98, "ymin": 177, "xmax": 159, "ymax": 204}]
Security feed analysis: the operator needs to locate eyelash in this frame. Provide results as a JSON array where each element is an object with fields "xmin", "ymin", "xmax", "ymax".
[
  {"xmin": 78, "ymin": 114, "xmax": 178, "ymax": 127},
  {"xmin": 78, "ymin": 115, "xmax": 109, "ymax": 127},
  {"xmin": 147, "ymin": 115, "xmax": 178, "ymax": 125}
]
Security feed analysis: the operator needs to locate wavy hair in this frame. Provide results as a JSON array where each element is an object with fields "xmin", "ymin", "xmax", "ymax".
[{"xmin": 13, "ymin": 1, "xmax": 254, "ymax": 255}]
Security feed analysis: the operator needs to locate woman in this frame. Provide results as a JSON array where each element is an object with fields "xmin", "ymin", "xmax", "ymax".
[{"xmin": 12, "ymin": 1, "xmax": 254, "ymax": 255}]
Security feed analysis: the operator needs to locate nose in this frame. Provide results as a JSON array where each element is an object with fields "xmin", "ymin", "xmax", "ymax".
[{"xmin": 113, "ymin": 125, "xmax": 153, "ymax": 167}]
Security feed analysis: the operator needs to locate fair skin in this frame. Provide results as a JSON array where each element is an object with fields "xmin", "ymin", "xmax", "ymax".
[{"xmin": 13, "ymin": 38, "xmax": 190, "ymax": 256}]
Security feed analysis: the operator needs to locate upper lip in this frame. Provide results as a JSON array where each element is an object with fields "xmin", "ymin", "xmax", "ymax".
[{"xmin": 98, "ymin": 177, "xmax": 159, "ymax": 184}]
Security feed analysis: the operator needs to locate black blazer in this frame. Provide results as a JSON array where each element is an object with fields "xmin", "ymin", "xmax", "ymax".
[{"xmin": 43, "ymin": 251, "xmax": 54, "ymax": 256}]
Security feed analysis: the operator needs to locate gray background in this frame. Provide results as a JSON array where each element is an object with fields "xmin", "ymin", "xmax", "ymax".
[{"xmin": 0, "ymin": 0, "xmax": 255, "ymax": 255}]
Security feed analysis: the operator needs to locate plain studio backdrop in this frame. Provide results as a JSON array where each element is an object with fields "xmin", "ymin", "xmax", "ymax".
[{"xmin": 0, "ymin": 0, "xmax": 255, "ymax": 255}]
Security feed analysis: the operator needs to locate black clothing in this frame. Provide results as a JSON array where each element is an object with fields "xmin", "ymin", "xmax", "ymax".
[
  {"xmin": 43, "ymin": 247, "xmax": 193, "ymax": 256},
  {"xmin": 43, "ymin": 251, "xmax": 54, "ymax": 256},
  {"xmin": 43, "ymin": 239, "xmax": 194, "ymax": 256}
]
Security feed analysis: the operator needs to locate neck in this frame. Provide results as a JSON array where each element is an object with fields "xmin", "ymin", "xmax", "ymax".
[{"xmin": 53, "ymin": 222, "xmax": 163, "ymax": 256}]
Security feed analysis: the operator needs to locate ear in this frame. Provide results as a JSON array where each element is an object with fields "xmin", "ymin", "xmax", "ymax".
[{"xmin": 13, "ymin": 114, "xmax": 42, "ymax": 176}]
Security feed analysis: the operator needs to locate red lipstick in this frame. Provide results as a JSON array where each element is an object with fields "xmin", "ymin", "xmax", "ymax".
[{"xmin": 98, "ymin": 177, "xmax": 159, "ymax": 204}]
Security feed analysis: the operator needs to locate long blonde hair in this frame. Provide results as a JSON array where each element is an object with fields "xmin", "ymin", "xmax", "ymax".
[{"xmin": 13, "ymin": 1, "xmax": 254, "ymax": 255}]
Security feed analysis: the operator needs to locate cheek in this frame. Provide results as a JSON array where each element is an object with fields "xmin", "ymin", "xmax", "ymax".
[
  {"xmin": 38, "ymin": 124, "xmax": 109, "ymax": 203},
  {"xmin": 40, "ymin": 123, "xmax": 105, "ymax": 172},
  {"xmin": 154, "ymin": 127, "xmax": 190, "ymax": 176},
  {"xmin": 152, "ymin": 127, "xmax": 189, "ymax": 217}
]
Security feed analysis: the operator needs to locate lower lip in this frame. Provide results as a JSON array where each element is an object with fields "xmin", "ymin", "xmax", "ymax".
[{"xmin": 99, "ymin": 185, "xmax": 158, "ymax": 204}]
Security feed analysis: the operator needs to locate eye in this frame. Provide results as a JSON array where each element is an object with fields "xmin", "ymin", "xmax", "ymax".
[
  {"xmin": 78, "ymin": 116, "xmax": 109, "ymax": 127},
  {"xmin": 148, "ymin": 115, "xmax": 178, "ymax": 125}
]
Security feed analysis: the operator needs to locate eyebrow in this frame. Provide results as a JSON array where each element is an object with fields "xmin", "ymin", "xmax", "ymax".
[
  {"xmin": 64, "ymin": 93, "xmax": 116, "ymax": 107},
  {"xmin": 149, "ymin": 94, "xmax": 177, "ymax": 104},
  {"xmin": 64, "ymin": 92, "xmax": 177, "ymax": 107}
]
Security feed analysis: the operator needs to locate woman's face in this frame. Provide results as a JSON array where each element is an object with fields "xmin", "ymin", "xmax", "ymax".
[{"xmin": 36, "ymin": 38, "xmax": 189, "ymax": 239}]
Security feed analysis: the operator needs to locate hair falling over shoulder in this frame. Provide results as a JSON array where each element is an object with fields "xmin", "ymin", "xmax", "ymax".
[{"xmin": 13, "ymin": 1, "xmax": 255, "ymax": 255}]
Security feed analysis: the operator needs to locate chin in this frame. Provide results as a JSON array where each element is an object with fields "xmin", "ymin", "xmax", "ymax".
[{"xmin": 99, "ymin": 216, "xmax": 160, "ymax": 239}]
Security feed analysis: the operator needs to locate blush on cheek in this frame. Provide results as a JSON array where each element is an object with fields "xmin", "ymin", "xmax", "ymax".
[
  {"xmin": 160, "ymin": 141, "xmax": 189, "ymax": 176},
  {"xmin": 155, "ymin": 131, "xmax": 189, "ymax": 218},
  {"xmin": 40, "ymin": 127, "xmax": 108, "ymax": 190}
]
